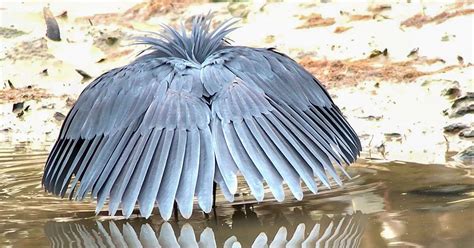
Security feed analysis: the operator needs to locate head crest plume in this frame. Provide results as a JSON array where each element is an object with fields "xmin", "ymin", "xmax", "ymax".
[{"xmin": 134, "ymin": 13, "xmax": 238, "ymax": 63}]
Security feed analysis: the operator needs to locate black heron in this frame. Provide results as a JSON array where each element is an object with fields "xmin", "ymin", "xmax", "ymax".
[{"xmin": 42, "ymin": 14, "xmax": 361, "ymax": 220}]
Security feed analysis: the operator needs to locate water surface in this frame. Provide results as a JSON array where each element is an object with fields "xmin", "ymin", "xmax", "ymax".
[{"xmin": 1, "ymin": 144, "xmax": 473, "ymax": 247}]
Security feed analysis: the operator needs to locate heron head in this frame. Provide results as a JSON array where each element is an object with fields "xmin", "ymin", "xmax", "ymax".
[{"xmin": 135, "ymin": 13, "xmax": 238, "ymax": 64}]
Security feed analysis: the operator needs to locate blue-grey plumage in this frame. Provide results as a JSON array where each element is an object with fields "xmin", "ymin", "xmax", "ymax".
[{"xmin": 42, "ymin": 13, "xmax": 361, "ymax": 220}]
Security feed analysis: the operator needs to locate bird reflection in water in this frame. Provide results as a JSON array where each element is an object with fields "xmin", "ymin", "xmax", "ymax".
[{"xmin": 44, "ymin": 206, "xmax": 367, "ymax": 247}]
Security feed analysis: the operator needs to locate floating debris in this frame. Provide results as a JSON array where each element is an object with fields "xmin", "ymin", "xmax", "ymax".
[
  {"xmin": 368, "ymin": 49, "xmax": 388, "ymax": 58},
  {"xmin": 452, "ymin": 92, "xmax": 474, "ymax": 108},
  {"xmin": 298, "ymin": 13, "xmax": 335, "ymax": 29},
  {"xmin": 53, "ymin": 112, "xmax": 66, "ymax": 121},
  {"xmin": 41, "ymin": 69, "xmax": 48, "ymax": 76},
  {"xmin": 334, "ymin": 26, "xmax": 352, "ymax": 33},
  {"xmin": 401, "ymin": 9, "xmax": 474, "ymax": 28},
  {"xmin": 408, "ymin": 184, "xmax": 474, "ymax": 196},
  {"xmin": 451, "ymin": 104, "xmax": 474, "ymax": 117},
  {"xmin": 105, "ymin": 36, "xmax": 118, "ymax": 46},
  {"xmin": 368, "ymin": 4, "xmax": 392, "ymax": 13},
  {"xmin": 66, "ymin": 97, "xmax": 76, "ymax": 107},
  {"xmin": 75, "ymin": 69, "xmax": 92, "ymax": 80},
  {"xmin": 459, "ymin": 129, "xmax": 474, "ymax": 138},
  {"xmin": 454, "ymin": 146, "xmax": 474, "ymax": 165},
  {"xmin": 7, "ymin": 80, "xmax": 15, "ymax": 89},
  {"xmin": 441, "ymin": 34, "xmax": 450, "ymax": 42},
  {"xmin": 349, "ymin": 14, "xmax": 373, "ymax": 22},
  {"xmin": 443, "ymin": 123, "xmax": 469, "ymax": 133},
  {"xmin": 0, "ymin": 27, "xmax": 26, "ymax": 39},
  {"xmin": 228, "ymin": 2, "xmax": 250, "ymax": 19},
  {"xmin": 12, "ymin": 102, "xmax": 24, "ymax": 113},
  {"xmin": 43, "ymin": 7, "xmax": 61, "ymax": 41},
  {"xmin": 359, "ymin": 115, "xmax": 383, "ymax": 121},
  {"xmin": 407, "ymin": 47, "xmax": 419, "ymax": 58},
  {"xmin": 384, "ymin": 132, "xmax": 402, "ymax": 141},
  {"xmin": 264, "ymin": 35, "xmax": 275, "ymax": 43},
  {"xmin": 57, "ymin": 11, "xmax": 68, "ymax": 19},
  {"xmin": 441, "ymin": 86, "xmax": 461, "ymax": 98}
]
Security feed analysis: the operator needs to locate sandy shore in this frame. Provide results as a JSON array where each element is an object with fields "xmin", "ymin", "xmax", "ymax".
[{"xmin": 0, "ymin": 0, "xmax": 472, "ymax": 166}]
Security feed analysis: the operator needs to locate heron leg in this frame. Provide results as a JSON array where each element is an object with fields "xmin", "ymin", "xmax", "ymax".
[
  {"xmin": 212, "ymin": 182, "xmax": 218, "ymax": 218},
  {"xmin": 204, "ymin": 182, "xmax": 218, "ymax": 219},
  {"xmin": 173, "ymin": 201, "xmax": 178, "ymax": 221},
  {"xmin": 212, "ymin": 181, "xmax": 217, "ymax": 209}
]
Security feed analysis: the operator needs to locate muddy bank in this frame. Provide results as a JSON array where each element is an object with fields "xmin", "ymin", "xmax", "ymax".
[{"xmin": 0, "ymin": 1, "xmax": 472, "ymax": 166}]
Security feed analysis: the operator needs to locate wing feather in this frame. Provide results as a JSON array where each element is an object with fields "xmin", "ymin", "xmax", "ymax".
[
  {"xmin": 214, "ymin": 167, "xmax": 235, "ymax": 202},
  {"xmin": 121, "ymin": 128, "xmax": 162, "ymax": 218},
  {"xmin": 195, "ymin": 128, "xmax": 215, "ymax": 212},
  {"xmin": 43, "ymin": 139, "xmax": 62, "ymax": 180},
  {"xmin": 212, "ymin": 79, "xmax": 321, "ymax": 200},
  {"xmin": 326, "ymin": 106, "xmax": 361, "ymax": 151},
  {"xmin": 222, "ymin": 121, "xmax": 265, "ymax": 201},
  {"xmin": 101, "ymin": 130, "xmax": 142, "ymax": 214},
  {"xmin": 175, "ymin": 129, "xmax": 200, "ymax": 218},
  {"xmin": 77, "ymin": 129, "xmax": 126, "ymax": 198},
  {"xmin": 52, "ymin": 139, "xmax": 82, "ymax": 195},
  {"xmin": 156, "ymin": 129, "xmax": 186, "ymax": 220},
  {"xmin": 47, "ymin": 139, "xmax": 77, "ymax": 193},
  {"xmin": 307, "ymin": 108, "xmax": 356, "ymax": 160},
  {"xmin": 45, "ymin": 56, "xmax": 215, "ymax": 220},
  {"xmin": 270, "ymin": 102, "xmax": 343, "ymax": 186},
  {"xmin": 234, "ymin": 120, "xmax": 285, "ymax": 202},
  {"xmin": 212, "ymin": 118, "xmax": 239, "ymax": 194},
  {"xmin": 138, "ymin": 129, "xmax": 174, "ymax": 218},
  {"xmin": 245, "ymin": 118, "xmax": 303, "ymax": 200},
  {"xmin": 44, "ymin": 139, "xmax": 74, "ymax": 189},
  {"xmin": 108, "ymin": 128, "xmax": 153, "ymax": 215},
  {"xmin": 57, "ymin": 138, "xmax": 90, "ymax": 197},
  {"xmin": 72, "ymin": 135, "xmax": 112, "ymax": 200},
  {"xmin": 204, "ymin": 46, "xmax": 361, "ymax": 202},
  {"xmin": 258, "ymin": 114, "xmax": 320, "ymax": 192},
  {"xmin": 275, "ymin": 102, "xmax": 345, "ymax": 167},
  {"xmin": 67, "ymin": 136, "xmax": 103, "ymax": 199}
]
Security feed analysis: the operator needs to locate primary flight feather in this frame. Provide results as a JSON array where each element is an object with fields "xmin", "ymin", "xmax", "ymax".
[{"xmin": 42, "ymin": 14, "xmax": 361, "ymax": 220}]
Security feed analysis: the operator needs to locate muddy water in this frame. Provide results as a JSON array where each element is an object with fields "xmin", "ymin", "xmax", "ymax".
[{"xmin": 1, "ymin": 144, "xmax": 473, "ymax": 247}]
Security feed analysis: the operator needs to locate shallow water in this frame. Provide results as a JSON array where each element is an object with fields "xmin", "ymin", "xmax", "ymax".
[{"xmin": 1, "ymin": 144, "xmax": 473, "ymax": 247}]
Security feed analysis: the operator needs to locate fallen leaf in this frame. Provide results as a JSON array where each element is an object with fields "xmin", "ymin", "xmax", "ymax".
[
  {"xmin": 369, "ymin": 49, "xmax": 383, "ymax": 58},
  {"xmin": 443, "ymin": 123, "xmax": 469, "ymax": 133},
  {"xmin": 334, "ymin": 26, "xmax": 352, "ymax": 33},
  {"xmin": 12, "ymin": 102, "xmax": 24, "ymax": 113},
  {"xmin": 7, "ymin": 80, "xmax": 15, "ymax": 89},
  {"xmin": 43, "ymin": 7, "xmax": 61, "ymax": 41},
  {"xmin": 57, "ymin": 11, "xmax": 68, "ymax": 19},
  {"xmin": 54, "ymin": 112, "xmax": 66, "ymax": 121},
  {"xmin": 407, "ymin": 47, "xmax": 419, "ymax": 58},
  {"xmin": 75, "ymin": 69, "xmax": 92, "ymax": 80}
]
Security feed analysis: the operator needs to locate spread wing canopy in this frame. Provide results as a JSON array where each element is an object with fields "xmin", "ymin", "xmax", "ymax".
[
  {"xmin": 202, "ymin": 47, "xmax": 361, "ymax": 202},
  {"xmin": 44, "ymin": 45, "xmax": 360, "ymax": 220},
  {"xmin": 42, "ymin": 58, "xmax": 215, "ymax": 220}
]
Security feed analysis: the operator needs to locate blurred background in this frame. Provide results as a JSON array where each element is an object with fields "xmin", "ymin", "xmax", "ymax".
[{"xmin": 0, "ymin": 0, "xmax": 473, "ymax": 247}]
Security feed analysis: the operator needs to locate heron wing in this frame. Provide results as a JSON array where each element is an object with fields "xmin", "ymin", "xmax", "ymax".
[
  {"xmin": 42, "ymin": 58, "xmax": 214, "ymax": 220},
  {"xmin": 204, "ymin": 47, "xmax": 361, "ymax": 201}
]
